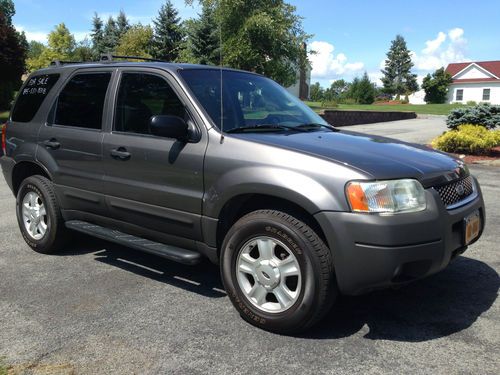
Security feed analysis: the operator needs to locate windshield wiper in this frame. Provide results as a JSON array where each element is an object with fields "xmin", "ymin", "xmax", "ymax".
[
  {"xmin": 225, "ymin": 124, "xmax": 308, "ymax": 133},
  {"xmin": 296, "ymin": 123, "xmax": 339, "ymax": 132}
]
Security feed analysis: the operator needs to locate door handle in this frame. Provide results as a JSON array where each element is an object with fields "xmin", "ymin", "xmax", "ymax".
[
  {"xmin": 110, "ymin": 147, "xmax": 131, "ymax": 160},
  {"xmin": 43, "ymin": 139, "xmax": 60, "ymax": 150}
]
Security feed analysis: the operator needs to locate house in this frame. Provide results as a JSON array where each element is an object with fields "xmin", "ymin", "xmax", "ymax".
[{"xmin": 445, "ymin": 60, "xmax": 500, "ymax": 104}]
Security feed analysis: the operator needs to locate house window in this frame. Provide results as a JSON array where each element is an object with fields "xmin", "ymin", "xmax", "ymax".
[
  {"xmin": 456, "ymin": 89, "xmax": 463, "ymax": 101},
  {"xmin": 482, "ymin": 88, "xmax": 490, "ymax": 101}
]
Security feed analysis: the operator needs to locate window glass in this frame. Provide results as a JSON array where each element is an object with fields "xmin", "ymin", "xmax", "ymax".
[
  {"xmin": 115, "ymin": 73, "xmax": 185, "ymax": 134},
  {"xmin": 179, "ymin": 69, "xmax": 326, "ymax": 132},
  {"xmin": 482, "ymin": 88, "xmax": 490, "ymax": 101},
  {"xmin": 11, "ymin": 74, "xmax": 60, "ymax": 122},
  {"xmin": 53, "ymin": 73, "xmax": 111, "ymax": 129},
  {"xmin": 456, "ymin": 89, "xmax": 463, "ymax": 101}
]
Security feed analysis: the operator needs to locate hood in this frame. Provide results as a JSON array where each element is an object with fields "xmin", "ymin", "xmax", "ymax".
[{"xmin": 230, "ymin": 129, "xmax": 466, "ymax": 187}]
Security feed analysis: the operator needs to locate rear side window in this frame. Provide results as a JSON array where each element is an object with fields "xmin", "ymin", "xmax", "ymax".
[
  {"xmin": 11, "ymin": 74, "xmax": 60, "ymax": 122},
  {"xmin": 52, "ymin": 73, "xmax": 111, "ymax": 129}
]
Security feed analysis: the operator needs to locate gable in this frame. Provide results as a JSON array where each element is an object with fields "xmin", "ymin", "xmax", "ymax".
[{"xmin": 454, "ymin": 64, "xmax": 497, "ymax": 80}]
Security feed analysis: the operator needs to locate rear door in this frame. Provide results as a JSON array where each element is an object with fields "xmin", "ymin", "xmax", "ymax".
[
  {"xmin": 37, "ymin": 69, "xmax": 114, "ymax": 215},
  {"xmin": 101, "ymin": 68, "xmax": 207, "ymax": 241}
]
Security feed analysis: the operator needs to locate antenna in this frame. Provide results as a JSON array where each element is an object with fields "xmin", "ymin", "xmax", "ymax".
[{"xmin": 219, "ymin": 5, "xmax": 224, "ymax": 144}]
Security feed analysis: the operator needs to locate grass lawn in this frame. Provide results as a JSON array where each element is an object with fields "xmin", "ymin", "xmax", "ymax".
[
  {"xmin": 0, "ymin": 111, "xmax": 9, "ymax": 122},
  {"xmin": 305, "ymin": 101, "xmax": 466, "ymax": 116}
]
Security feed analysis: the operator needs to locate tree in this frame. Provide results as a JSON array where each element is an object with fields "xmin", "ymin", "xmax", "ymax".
[
  {"xmin": 356, "ymin": 72, "xmax": 377, "ymax": 104},
  {"xmin": 116, "ymin": 10, "xmax": 130, "ymax": 37},
  {"xmin": 26, "ymin": 23, "xmax": 75, "ymax": 71},
  {"xmin": 91, "ymin": 13, "xmax": 105, "ymax": 56},
  {"xmin": 115, "ymin": 25, "xmax": 154, "ymax": 58},
  {"xmin": 381, "ymin": 35, "xmax": 418, "ymax": 99},
  {"xmin": 309, "ymin": 82, "xmax": 324, "ymax": 102},
  {"xmin": 184, "ymin": 2, "xmax": 219, "ymax": 65},
  {"xmin": 101, "ymin": 17, "xmax": 119, "ymax": 53},
  {"xmin": 28, "ymin": 40, "xmax": 45, "ymax": 59},
  {"xmin": 0, "ymin": 0, "xmax": 27, "ymax": 108},
  {"xmin": 72, "ymin": 38, "xmax": 94, "ymax": 61},
  {"xmin": 187, "ymin": 0, "xmax": 311, "ymax": 87},
  {"xmin": 422, "ymin": 67, "xmax": 453, "ymax": 104},
  {"xmin": 324, "ymin": 79, "xmax": 349, "ymax": 101},
  {"xmin": 152, "ymin": 0, "xmax": 184, "ymax": 61}
]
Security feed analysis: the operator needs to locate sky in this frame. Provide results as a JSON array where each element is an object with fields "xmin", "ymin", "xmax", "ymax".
[{"xmin": 12, "ymin": 0, "xmax": 500, "ymax": 87}]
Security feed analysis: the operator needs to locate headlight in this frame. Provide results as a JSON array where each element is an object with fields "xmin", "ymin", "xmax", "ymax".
[{"xmin": 346, "ymin": 179, "xmax": 426, "ymax": 213}]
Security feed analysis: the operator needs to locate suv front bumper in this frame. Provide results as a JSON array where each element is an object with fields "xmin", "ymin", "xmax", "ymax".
[{"xmin": 315, "ymin": 178, "xmax": 485, "ymax": 295}]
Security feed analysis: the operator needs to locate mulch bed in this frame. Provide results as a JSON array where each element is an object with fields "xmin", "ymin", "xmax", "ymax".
[{"xmin": 427, "ymin": 146, "xmax": 500, "ymax": 164}]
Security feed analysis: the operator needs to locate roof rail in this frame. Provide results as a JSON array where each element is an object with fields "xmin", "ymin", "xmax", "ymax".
[
  {"xmin": 100, "ymin": 54, "xmax": 167, "ymax": 63},
  {"xmin": 49, "ymin": 60, "xmax": 88, "ymax": 67}
]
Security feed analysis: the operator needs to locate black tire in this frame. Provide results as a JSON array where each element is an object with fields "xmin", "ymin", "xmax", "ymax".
[
  {"xmin": 221, "ymin": 210, "xmax": 337, "ymax": 334},
  {"xmin": 16, "ymin": 175, "xmax": 69, "ymax": 254}
]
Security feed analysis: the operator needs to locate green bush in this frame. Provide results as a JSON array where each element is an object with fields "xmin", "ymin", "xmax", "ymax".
[
  {"xmin": 432, "ymin": 124, "xmax": 500, "ymax": 154},
  {"xmin": 339, "ymin": 98, "xmax": 357, "ymax": 105},
  {"xmin": 466, "ymin": 100, "xmax": 477, "ymax": 106},
  {"xmin": 447, "ymin": 103, "xmax": 500, "ymax": 130},
  {"xmin": 321, "ymin": 100, "xmax": 338, "ymax": 108}
]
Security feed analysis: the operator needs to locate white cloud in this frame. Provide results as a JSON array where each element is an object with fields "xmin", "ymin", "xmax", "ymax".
[
  {"xmin": 308, "ymin": 41, "xmax": 364, "ymax": 80},
  {"xmin": 412, "ymin": 28, "xmax": 469, "ymax": 72},
  {"xmin": 15, "ymin": 25, "xmax": 47, "ymax": 43}
]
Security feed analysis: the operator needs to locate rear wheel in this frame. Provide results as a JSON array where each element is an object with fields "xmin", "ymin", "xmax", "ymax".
[
  {"xmin": 16, "ymin": 175, "xmax": 69, "ymax": 254},
  {"xmin": 221, "ymin": 210, "xmax": 337, "ymax": 334}
]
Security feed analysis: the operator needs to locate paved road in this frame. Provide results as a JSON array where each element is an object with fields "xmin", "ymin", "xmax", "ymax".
[{"xmin": 1, "ymin": 120, "xmax": 499, "ymax": 374}]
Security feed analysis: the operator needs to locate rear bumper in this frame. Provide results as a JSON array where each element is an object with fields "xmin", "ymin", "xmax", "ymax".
[
  {"xmin": 0, "ymin": 156, "xmax": 14, "ymax": 193},
  {"xmin": 315, "ymin": 178, "xmax": 485, "ymax": 295}
]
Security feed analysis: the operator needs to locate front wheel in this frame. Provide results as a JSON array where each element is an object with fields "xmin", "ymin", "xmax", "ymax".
[{"xmin": 221, "ymin": 210, "xmax": 337, "ymax": 334}]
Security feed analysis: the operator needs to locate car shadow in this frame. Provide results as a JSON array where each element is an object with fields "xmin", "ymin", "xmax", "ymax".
[
  {"xmin": 303, "ymin": 256, "xmax": 499, "ymax": 342},
  {"xmin": 58, "ymin": 238, "xmax": 498, "ymax": 342},
  {"xmin": 57, "ymin": 235, "xmax": 226, "ymax": 299}
]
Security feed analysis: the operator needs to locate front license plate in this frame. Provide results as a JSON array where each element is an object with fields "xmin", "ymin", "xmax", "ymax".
[{"xmin": 464, "ymin": 211, "xmax": 481, "ymax": 245}]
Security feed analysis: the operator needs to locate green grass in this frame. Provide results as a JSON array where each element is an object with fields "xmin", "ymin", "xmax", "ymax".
[
  {"xmin": 0, "ymin": 111, "xmax": 8, "ymax": 123},
  {"xmin": 305, "ymin": 101, "xmax": 467, "ymax": 116},
  {"xmin": 0, "ymin": 357, "xmax": 8, "ymax": 375}
]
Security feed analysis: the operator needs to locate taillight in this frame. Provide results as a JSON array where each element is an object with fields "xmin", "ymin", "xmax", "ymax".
[{"xmin": 1, "ymin": 122, "xmax": 6, "ymax": 155}]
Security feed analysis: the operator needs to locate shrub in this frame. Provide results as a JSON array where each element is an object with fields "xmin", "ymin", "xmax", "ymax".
[
  {"xmin": 447, "ymin": 103, "xmax": 500, "ymax": 130},
  {"xmin": 339, "ymin": 98, "xmax": 357, "ymax": 105},
  {"xmin": 321, "ymin": 100, "xmax": 338, "ymax": 108},
  {"xmin": 432, "ymin": 124, "xmax": 500, "ymax": 154},
  {"xmin": 466, "ymin": 100, "xmax": 477, "ymax": 106}
]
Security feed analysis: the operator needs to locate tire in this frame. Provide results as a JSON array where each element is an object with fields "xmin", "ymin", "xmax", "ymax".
[
  {"xmin": 16, "ymin": 175, "xmax": 69, "ymax": 254},
  {"xmin": 221, "ymin": 210, "xmax": 337, "ymax": 334}
]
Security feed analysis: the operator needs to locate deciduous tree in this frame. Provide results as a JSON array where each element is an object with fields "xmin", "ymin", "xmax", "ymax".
[
  {"xmin": 116, "ymin": 25, "xmax": 154, "ymax": 58},
  {"xmin": 422, "ymin": 67, "xmax": 453, "ymax": 104}
]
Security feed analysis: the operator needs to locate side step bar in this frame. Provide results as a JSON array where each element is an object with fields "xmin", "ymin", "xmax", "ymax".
[{"xmin": 65, "ymin": 220, "xmax": 202, "ymax": 265}]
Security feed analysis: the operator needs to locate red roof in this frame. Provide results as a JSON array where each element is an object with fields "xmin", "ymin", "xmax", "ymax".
[
  {"xmin": 446, "ymin": 60, "xmax": 500, "ymax": 80},
  {"xmin": 450, "ymin": 78, "xmax": 499, "ymax": 84}
]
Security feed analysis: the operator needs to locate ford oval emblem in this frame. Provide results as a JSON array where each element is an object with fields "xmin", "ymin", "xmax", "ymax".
[{"xmin": 456, "ymin": 184, "xmax": 465, "ymax": 196}]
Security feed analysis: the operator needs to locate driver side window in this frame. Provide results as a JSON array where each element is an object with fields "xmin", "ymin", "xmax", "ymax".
[{"xmin": 115, "ymin": 72, "xmax": 185, "ymax": 135}]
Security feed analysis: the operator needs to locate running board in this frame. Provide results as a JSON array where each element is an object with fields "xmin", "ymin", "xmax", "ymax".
[{"xmin": 65, "ymin": 220, "xmax": 202, "ymax": 265}]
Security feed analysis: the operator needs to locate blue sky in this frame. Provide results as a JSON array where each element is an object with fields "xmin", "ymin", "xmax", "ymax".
[{"xmin": 12, "ymin": 0, "xmax": 500, "ymax": 87}]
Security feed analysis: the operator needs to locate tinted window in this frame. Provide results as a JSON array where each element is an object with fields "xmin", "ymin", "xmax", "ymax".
[
  {"xmin": 180, "ymin": 69, "xmax": 326, "ymax": 132},
  {"xmin": 53, "ymin": 73, "xmax": 111, "ymax": 129},
  {"xmin": 115, "ymin": 73, "xmax": 185, "ymax": 134},
  {"xmin": 11, "ymin": 74, "xmax": 60, "ymax": 122}
]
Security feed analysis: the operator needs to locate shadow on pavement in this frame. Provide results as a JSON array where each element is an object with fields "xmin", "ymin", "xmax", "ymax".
[
  {"xmin": 304, "ymin": 256, "xmax": 499, "ymax": 342},
  {"xmin": 58, "ymin": 237, "xmax": 498, "ymax": 342},
  {"xmin": 57, "ymin": 235, "xmax": 226, "ymax": 299}
]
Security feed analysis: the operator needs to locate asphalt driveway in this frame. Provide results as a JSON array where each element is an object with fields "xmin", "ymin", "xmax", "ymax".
[{"xmin": 0, "ymin": 118, "xmax": 499, "ymax": 374}]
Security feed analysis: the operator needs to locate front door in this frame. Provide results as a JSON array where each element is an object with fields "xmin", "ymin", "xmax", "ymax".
[{"xmin": 101, "ymin": 69, "xmax": 207, "ymax": 241}]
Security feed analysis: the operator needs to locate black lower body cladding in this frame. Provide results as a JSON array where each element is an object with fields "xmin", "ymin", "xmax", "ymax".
[{"xmin": 315, "ymin": 182, "xmax": 485, "ymax": 295}]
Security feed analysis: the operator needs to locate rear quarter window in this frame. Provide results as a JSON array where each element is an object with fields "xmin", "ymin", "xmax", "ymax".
[{"xmin": 11, "ymin": 74, "xmax": 60, "ymax": 122}]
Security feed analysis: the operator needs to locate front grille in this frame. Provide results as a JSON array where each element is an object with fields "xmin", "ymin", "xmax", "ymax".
[{"xmin": 434, "ymin": 176, "xmax": 474, "ymax": 208}]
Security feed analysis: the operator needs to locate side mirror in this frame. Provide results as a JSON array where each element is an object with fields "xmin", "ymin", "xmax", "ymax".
[{"xmin": 150, "ymin": 115, "xmax": 189, "ymax": 141}]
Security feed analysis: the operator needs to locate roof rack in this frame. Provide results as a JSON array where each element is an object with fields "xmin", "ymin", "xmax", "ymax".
[
  {"xmin": 49, "ymin": 60, "xmax": 89, "ymax": 66},
  {"xmin": 99, "ymin": 54, "xmax": 167, "ymax": 63}
]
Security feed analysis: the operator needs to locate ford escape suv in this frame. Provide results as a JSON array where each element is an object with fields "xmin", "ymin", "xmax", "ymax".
[{"xmin": 1, "ymin": 58, "xmax": 485, "ymax": 333}]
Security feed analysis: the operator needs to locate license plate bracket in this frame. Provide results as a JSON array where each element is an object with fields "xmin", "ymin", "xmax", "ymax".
[{"xmin": 463, "ymin": 210, "xmax": 481, "ymax": 245}]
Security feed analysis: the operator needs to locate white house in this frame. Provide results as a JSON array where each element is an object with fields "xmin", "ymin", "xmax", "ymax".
[{"xmin": 445, "ymin": 61, "xmax": 500, "ymax": 105}]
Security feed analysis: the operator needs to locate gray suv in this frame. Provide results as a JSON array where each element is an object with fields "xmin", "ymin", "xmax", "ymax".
[{"xmin": 1, "ymin": 58, "xmax": 485, "ymax": 334}]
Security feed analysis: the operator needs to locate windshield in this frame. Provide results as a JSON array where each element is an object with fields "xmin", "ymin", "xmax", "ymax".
[{"xmin": 179, "ymin": 69, "xmax": 328, "ymax": 132}]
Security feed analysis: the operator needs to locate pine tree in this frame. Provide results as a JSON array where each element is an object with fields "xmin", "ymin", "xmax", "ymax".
[
  {"xmin": 102, "ymin": 17, "xmax": 119, "ymax": 53},
  {"xmin": 152, "ymin": 0, "xmax": 184, "ymax": 61},
  {"xmin": 357, "ymin": 72, "xmax": 377, "ymax": 104},
  {"xmin": 91, "ymin": 13, "xmax": 104, "ymax": 56},
  {"xmin": 186, "ymin": 3, "xmax": 219, "ymax": 65},
  {"xmin": 381, "ymin": 35, "xmax": 418, "ymax": 99},
  {"xmin": 116, "ymin": 10, "xmax": 130, "ymax": 38}
]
